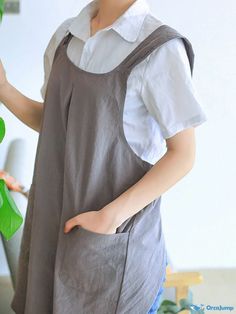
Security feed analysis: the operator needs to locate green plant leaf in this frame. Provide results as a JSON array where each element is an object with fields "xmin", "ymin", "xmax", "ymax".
[
  {"xmin": 179, "ymin": 298, "xmax": 192, "ymax": 309},
  {"xmin": 157, "ymin": 299, "xmax": 181, "ymax": 313},
  {"xmin": 160, "ymin": 304, "xmax": 180, "ymax": 313},
  {"xmin": 0, "ymin": 117, "xmax": 6, "ymax": 142},
  {"xmin": 0, "ymin": 0, "xmax": 4, "ymax": 21},
  {"xmin": 161, "ymin": 300, "xmax": 177, "ymax": 306}
]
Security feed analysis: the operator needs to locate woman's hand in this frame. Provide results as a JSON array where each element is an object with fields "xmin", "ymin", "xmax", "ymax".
[
  {"xmin": 64, "ymin": 208, "xmax": 119, "ymax": 235},
  {"xmin": 0, "ymin": 170, "xmax": 23, "ymax": 192}
]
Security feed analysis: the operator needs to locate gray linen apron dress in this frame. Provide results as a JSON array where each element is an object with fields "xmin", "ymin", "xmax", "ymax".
[{"xmin": 11, "ymin": 24, "xmax": 194, "ymax": 314}]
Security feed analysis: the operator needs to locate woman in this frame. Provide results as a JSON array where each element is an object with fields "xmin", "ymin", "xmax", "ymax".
[{"xmin": 0, "ymin": 0, "xmax": 207, "ymax": 313}]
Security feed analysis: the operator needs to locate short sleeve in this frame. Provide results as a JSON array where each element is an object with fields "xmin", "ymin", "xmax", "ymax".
[
  {"xmin": 40, "ymin": 17, "xmax": 75, "ymax": 101},
  {"xmin": 141, "ymin": 37, "xmax": 207, "ymax": 139}
]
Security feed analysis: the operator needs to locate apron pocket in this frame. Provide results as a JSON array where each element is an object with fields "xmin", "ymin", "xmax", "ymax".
[{"xmin": 59, "ymin": 225, "xmax": 130, "ymax": 294}]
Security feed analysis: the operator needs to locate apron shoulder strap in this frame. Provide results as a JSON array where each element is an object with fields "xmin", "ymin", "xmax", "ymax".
[
  {"xmin": 119, "ymin": 24, "xmax": 195, "ymax": 76},
  {"xmin": 52, "ymin": 31, "xmax": 73, "ymax": 65}
]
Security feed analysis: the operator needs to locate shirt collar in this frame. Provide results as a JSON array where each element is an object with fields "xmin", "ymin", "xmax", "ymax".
[{"xmin": 68, "ymin": 0, "xmax": 150, "ymax": 43}]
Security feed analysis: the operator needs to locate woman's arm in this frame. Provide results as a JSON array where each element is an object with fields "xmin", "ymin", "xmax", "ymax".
[
  {"xmin": 0, "ymin": 59, "xmax": 43, "ymax": 132},
  {"xmin": 64, "ymin": 127, "xmax": 196, "ymax": 234},
  {"xmin": 102, "ymin": 126, "xmax": 196, "ymax": 228}
]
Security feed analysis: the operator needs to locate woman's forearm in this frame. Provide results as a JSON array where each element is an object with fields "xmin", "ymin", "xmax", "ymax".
[
  {"xmin": 102, "ymin": 130, "xmax": 195, "ymax": 227},
  {"xmin": 0, "ymin": 81, "xmax": 43, "ymax": 132}
]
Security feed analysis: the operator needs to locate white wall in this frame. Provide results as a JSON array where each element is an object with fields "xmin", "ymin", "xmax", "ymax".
[
  {"xmin": 149, "ymin": 0, "xmax": 236, "ymax": 270},
  {"xmin": 0, "ymin": 0, "xmax": 235, "ymax": 275}
]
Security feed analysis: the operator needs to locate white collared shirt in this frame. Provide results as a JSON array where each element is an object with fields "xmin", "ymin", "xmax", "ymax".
[{"xmin": 40, "ymin": 0, "xmax": 207, "ymax": 164}]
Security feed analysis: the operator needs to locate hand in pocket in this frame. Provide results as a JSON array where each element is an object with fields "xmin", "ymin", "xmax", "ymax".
[{"xmin": 64, "ymin": 208, "xmax": 118, "ymax": 235}]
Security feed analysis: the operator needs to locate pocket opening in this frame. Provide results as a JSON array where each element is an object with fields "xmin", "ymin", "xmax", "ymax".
[{"xmin": 77, "ymin": 225, "xmax": 130, "ymax": 238}]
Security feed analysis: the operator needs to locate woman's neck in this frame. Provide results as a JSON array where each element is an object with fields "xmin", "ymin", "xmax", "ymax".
[{"xmin": 90, "ymin": 0, "xmax": 136, "ymax": 36}]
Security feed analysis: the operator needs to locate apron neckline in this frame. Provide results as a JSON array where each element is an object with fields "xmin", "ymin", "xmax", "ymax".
[{"xmin": 62, "ymin": 24, "xmax": 167, "ymax": 77}]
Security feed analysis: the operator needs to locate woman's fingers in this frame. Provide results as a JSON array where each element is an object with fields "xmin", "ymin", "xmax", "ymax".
[
  {"xmin": 0, "ymin": 170, "xmax": 23, "ymax": 192},
  {"xmin": 64, "ymin": 216, "xmax": 80, "ymax": 233},
  {"xmin": 63, "ymin": 210, "xmax": 118, "ymax": 235}
]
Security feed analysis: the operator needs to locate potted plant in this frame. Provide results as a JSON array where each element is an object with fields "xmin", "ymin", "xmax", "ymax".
[{"xmin": 157, "ymin": 290, "xmax": 205, "ymax": 314}]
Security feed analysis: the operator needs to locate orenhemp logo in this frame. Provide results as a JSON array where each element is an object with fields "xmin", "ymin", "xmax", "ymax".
[{"xmin": 190, "ymin": 303, "xmax": 235, "ymax": 312}]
